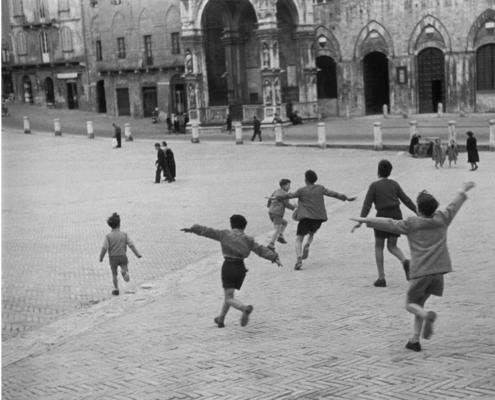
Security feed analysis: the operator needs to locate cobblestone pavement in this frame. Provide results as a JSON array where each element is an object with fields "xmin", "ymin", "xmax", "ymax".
[{"xmin": 2, "ymin": 127, "xmax": 495, "ymax": 399}]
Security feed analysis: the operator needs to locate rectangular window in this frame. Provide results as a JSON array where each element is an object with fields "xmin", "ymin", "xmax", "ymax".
[
  {"xmin": 117, "ymin": 37, "xmax": 126, "ymax": 59},
  {"xmin": 144, "ymin": 35, "xmax": 153, "ymax": 65},
  {"xmin": 13, "ymin": 0, "xmax": 24, "ymax": 17},
  {"xmin": 96, "ymin": 40, "xmax": 102, "ymax": 61},
  {"xmin": 171, "ymin": 32, "xmax": 180, "ymax": 54}
]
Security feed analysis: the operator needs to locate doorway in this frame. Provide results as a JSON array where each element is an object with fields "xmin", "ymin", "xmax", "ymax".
[
  {"xmin": 96, "ymin": 80, "xmax": 107, "ymax": 113},
  {"xmin": 142, "ymin": 86, "xmax": 157, "ymax": 117},
  {"xmin": 44, "ymin": 77, "xmax": 54, "ymax": 105},
  {"xmin": 66, "ymin": 82, "xmax": 78, "ymax": 109},
  {"xmin": 22, "ymin": 76, "xmax": 33, "ymax": 104},
  {"xmin": 417, "ymin": 47, "xmax": 445, "ymax": 113},
  {"xmin": 363, "ymin": 52, "xmax": 390, "ymax": 115},
  {"xmin": 116, "ymin": 88, "xmax": 130, "ymax": 116}
]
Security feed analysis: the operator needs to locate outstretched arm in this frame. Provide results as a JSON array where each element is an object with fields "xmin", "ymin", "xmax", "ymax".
[
  {"xmin": 324, "ymin": 187, "xmax": 357, "ymax": 202},
  {"xmin": 437, "ymin": 181, "xmax": 475, "ymax": 226},
  {"xmin": 251, "ymin": 241, "xmax": 283, "ymax": 267},
  {"xmin": 181, "ymin": 224, "xmax": 224, "ymax": 242},
  {"xmin": 350, "ymin": 217, "xmax": 410, "ymax": 235}
]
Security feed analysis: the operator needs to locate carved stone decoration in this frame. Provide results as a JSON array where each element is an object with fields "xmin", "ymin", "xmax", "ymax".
[
  {"xmin": 263, "ymin": 79, "xmax": 272, "ymax": 105},
  {"xmin": 185, "ymin": 50, "xmax": 193, "ymax": 74},
  {"xmin": 274, "ymin": 77, "xmax": 281, "ymax": 105},
  {"xmin": 187, "ymin": 83, "xmax": 196, "ymax": 109},
  {"xmin": 262, "ymin": 42, "xmax": 271, "ymax": 69}
]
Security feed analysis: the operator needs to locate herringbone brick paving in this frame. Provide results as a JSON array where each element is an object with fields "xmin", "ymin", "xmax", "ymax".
[{"xmin": 2, "ymin": 128, "xmax": 495, "ymax": 399}]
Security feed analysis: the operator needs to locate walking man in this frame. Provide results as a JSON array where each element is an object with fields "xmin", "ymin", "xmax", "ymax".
[{"xmin": 251, "ymin": 116, "xmax": 262, "ymax": 141}]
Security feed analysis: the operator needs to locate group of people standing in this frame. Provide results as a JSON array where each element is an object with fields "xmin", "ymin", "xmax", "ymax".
[{"xmin": 154, "ymin": 141, "xmax": 176, "ymax": 183}]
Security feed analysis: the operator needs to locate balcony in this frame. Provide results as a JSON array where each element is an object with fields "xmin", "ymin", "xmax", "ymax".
[{"xmin": 96, "ymin": 51, "xmax": 183, "ymax": 74}]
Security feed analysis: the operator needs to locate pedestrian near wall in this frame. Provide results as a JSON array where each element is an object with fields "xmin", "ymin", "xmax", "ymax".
[
  {"xmin": 112, "ymin": 122, "xmax": 122, "ymax": 148},
  {"xmin": 251, "ymin": 116, "xmax": 262, "ymax": 141},
  {"xmin": 466, "ymin": 131, "xmax": 479, "ymax": 171}
]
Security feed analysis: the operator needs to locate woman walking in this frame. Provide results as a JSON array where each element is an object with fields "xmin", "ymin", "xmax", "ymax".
[{"xmin": 465, "ymin": 131, "xmax": 479, "ymax": 171}]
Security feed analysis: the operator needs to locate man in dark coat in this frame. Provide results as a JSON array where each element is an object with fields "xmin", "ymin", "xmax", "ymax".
[
  {"xmin": 162, "ymin": 141, "xmax": 176, "ymax": 182},
  {"xmin": 251, "ymin": 115, "xmax": 262, "ymax": 141},
  {"xmin": 154, "ymin": 143, "xmax": 167, "ymax": 183},
  {"xmin": 112, "ymin": 122, "xmax": 122, "ymax": 148},
  {"xmin": 408, "ymin": 134, "xmax": 420, "ymax": 156},
  {"xmin": 466, "ymin": 130, "xmax": 479, "ymax": 171}
]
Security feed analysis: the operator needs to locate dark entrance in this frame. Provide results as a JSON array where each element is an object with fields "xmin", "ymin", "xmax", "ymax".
[
  {"xmin": 22, "ymin": 76, "xmax": 33, "ymax": 104},
  {"xmin": 170, "ymin": 75, "xmax": 186, "ymax": 115},
  {"xmin": 96, "ymin": 80, "xmax": 107, "ymax": 113},
  {"xmin": 316, "ymin": 55, "xmax": 338, "ymax": 99},
  {"xmin": 44, "ymin": 77, "xmax": 54, "ymax": 105},
  {"xmin": 363, "ymin": 52, "xmax": 389, "ymax": 115},
  {"xmin": 418, "ymin": 47, "xmax": 445, "ymax": 113},
  {"xmin": 116, "ymin": 88, "xmax": 130, "ymax": 116},
  {"xmin": 142, "ymin": 86, "xmax": 157, "ymax": 117},
  {"xmin": 66, "ymin": 82, "xmax": 78, "ymax": 109}
]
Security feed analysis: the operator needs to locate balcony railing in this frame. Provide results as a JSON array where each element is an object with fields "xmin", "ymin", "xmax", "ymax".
[{"xmin": 96, "ymin": 51, "xmax": 183, "ymax": 72}]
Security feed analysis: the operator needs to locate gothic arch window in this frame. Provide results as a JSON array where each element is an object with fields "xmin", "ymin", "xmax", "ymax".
[
  {"xmin": 476, "ymin": 44, "xmax": 495, "ymax": 91},
  {"xmin": 16, "ymin": 31, "xmax": 27, "ymax": 55},
  {"xmin": 37, "ymin": 0, "xmax": 48, "ymax": 19},
  {"xmin": 60, "ymin": 27, "xmax": 73, "ymax": 52}
]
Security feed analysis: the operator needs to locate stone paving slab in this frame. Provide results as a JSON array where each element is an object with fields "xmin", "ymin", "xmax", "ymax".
[{"xmin": 2, "ymin": 127, "xmax": 495, "ymax": 399}]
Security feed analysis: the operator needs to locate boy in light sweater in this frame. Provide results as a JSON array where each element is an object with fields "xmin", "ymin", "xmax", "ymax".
[
  {"xmin": 351, "ymin": 182, "xmax": 475, "ymax": 351},
  {"xmin": 267, "ymin": 178, "xmax": 296, "ymax": 250},
  {"xmin": 99, "ymin": 213, "xmax": 142, "ymax": 295}
]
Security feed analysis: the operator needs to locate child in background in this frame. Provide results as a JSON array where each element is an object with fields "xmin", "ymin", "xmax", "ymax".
[
  {"xmin": 99, "ymin": 212, "xmax": 142, "ymax": 295},
  {"xmin": 446, "ymin": 139, "xmax": 459, "ymax": 167},
  {"xmin": 432, "ymin": 138, "xmax": 445, "ymax": 168},
  {"xmin": 351, "ymin": 181, "xmax": 475, "ymax": 351},
  {"xmin": 182, "ymin": 214, "xmax": 281, "ymax": 328},
  {"xmin": 267, "ymin": 179, "xmax": 296, "ymax": 250}
]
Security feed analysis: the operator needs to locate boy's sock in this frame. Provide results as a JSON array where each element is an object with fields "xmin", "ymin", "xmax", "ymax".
[
  {"xmin": 422, "ymin": 311, "xmax": 437, "ymax": 339},
  {"xmin": 240, "ymin": 305, "xmax": 253, "ymax": 327},
  {"xmin": 302, "ymin": 243, "xmax": 310, "ymax": 260}
]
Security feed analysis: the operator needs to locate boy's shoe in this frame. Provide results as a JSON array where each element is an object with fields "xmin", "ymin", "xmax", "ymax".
[
  {"xmin": 422, "ymin": 311, "xmax": 437, "ymax": 339},
  {"xmin": 302, "ymin": 243, "xmax": 310, "ymax": 260},
  {"xmin": 294, "ymin": 258, "xmax": 303, "ymax": 270},
  {"xmin": 122, "ymin": 271, "xmax": 130, "ymax": 282},
  {"xmin": 214, "ymin": 317, "xmax": 225, "ymax": 328},
  {"xmin": 267, "ymin": 243, "xmax": 275, "ymax": 251},
  {"xmin": 374, "ymin": 278, "xmax": 386, "ymax": 287},
  {"xmin": 405, "ymin": 340, "xmax": 421, "ymax": 352},
  {"xmin": 112, "ymin": 289, "xmax": 119, "ymax": 296},
  {"xmin": 277, "ymin": 236, "xmax": 287, "ymax": 244},
  {"xmin": 240, "ymin": 305, "xmax": 253, "ymax": 327},
  {"xmin": 403, "ymin": 260, "xmax": 410, "ymax": 280}
]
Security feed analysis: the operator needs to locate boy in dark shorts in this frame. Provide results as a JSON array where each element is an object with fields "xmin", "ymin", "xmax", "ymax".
[
  {"xmin": 99, "ymin": 212, "xmax": 142, "ymax": 295},
  {"xmin": 351, "ymin": 181, "xmax": 475, "ymax": 351},
  {"xmin": 273, "ymin": 170, "xmax": 356, "ymax": 270},
  {"xmin": 181, "ymin": 215, "xmax": 282, "ymax": 328},
  {"xmin": 352, "ymin": 159, "xmax": 417, "ymax": 287},
  {"xmin": 267, "ymin": 178, "xmax": 296, "ymax": 250}
]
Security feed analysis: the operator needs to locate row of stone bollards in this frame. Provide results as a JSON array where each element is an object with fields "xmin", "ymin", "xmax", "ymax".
[{"xmin": 22, "ymin": 116, "xmax": 133, "ymax": 141}]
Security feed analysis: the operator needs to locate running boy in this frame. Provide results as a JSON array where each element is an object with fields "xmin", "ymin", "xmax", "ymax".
[
  {"xmin": 351, "ymin": 181, "xmax": 475, "ymax": 351},
  {"xmin": 99, "ymin": 212, "xmax": 142, "ymax": 295},
  {"xmin": 181, "ymin": 214, "xmax": 281, "ymax": 328},
  {"xmin": 267, "ymin": 178, "xmax": 296, "ymax": 250},
  {"xmin": 272, "ymin": 170, "xmax": 356, "ymax": 270}
]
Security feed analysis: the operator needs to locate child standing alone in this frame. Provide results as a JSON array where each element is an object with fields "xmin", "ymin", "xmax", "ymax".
[
  {"xmin": 267, "ymin": 178, "xmax": 296, "ymax": 250},
  {"xmin": 99, "ymin": 212, "xmax": 142, "ymax": 295},
  {"xmin": 351, "ymin": 181, "xmax": 475, "ymax": 351},
  {"xmin": 182, "ymin": 214, "xmax": 281, "ymax": 328}
]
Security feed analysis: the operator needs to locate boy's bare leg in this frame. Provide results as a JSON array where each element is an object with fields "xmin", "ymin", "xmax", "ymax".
[
  {"xmin": 386, "ymin": 237, "xmax": 406, "ymax": 263},
  {"xmin": 270, "ymin": 224, "xmax": 283, "ymax": 245},
  {"xmin": 295, "ymin": 235, "xmax": 304, "ymax": 259},
  {"xmin": 112, "ymin": 273, "xmax": 118, "ymax": 290},
  {"xmin": 224, "ymin": 288, "xmax": 248, "ymax": 312},
  {"xmin": 302, "ymin": 233, "xmax": 314, "ymax": 259},
  {"xmin": 374, "ymin": 237, "xmax": 386, "ymax": 280},
  {"xmin": 406, "ymin": 302, "xmax": 427, "ymax": 340}
]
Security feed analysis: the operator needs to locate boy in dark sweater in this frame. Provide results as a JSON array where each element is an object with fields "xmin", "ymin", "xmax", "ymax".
[{"xmin": 182, "ymin": 215, "xmax": 281, "ymax": 328}]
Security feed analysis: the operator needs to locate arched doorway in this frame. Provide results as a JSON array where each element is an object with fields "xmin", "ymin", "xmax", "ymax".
[
  {"xmin": 363, "ymin": 52, "xmax": 389, "ymax": 115},
  {"xmin": 22, "ymin": 76, "xmax": 33, "ymax": 104},
  {"xmin": 44, "ymin": 77, "xmax": 54, "ymax": 105},
  {"xmin": 417, "ymin": 48, "xmax": 445, "ymax": 113},
  {"xmin": 476, "ymin": 44, "xmax": 495, "ymax": 91},
  {"xmin": 96, "ymin": 80, "xmax": 107, "ymax": 113},
  {"xmin": 201, "ymin": 0, "xmax": 257, "ymax": 109},
  {"xmin": 316, "ymin": 55, "xmax": 337, "ymax": 99}
]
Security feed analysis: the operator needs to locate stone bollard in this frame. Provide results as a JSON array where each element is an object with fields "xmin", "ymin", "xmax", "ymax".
[
  {"xmin": 274, "ymin": 123, "xmax": 283, "ymax": 146},
  {"xmin": 448, "ymin": 120, "xmax": 456, "ymax": 142},
  {"xmin": 124, "ymin": 123, "xmax": 133, "ymax": 141},
  {"xmin": 409, "ymin": 120, "xmax": 418, "ymax": 138},
  {"xmin": 191, "ymin": 122, "xmax": 200, "ymax": 143},
  {"xmin": 54, "ymin": 118, "xmax": 62, "ymax": 136},
  {"xmin": 87, "ymin": 121, "xmax": 94, "ymax": 139},
  {"xmin": 382, "ymin": 104, "xmax": 388, "ymax": 118},
  {"xmin": 489, "ymin": 120, "xmax": 495, "ymax": 151},
  {"xmin": 317, "ymin": 122, "xmax": 326, "ymax": 149},
  {"xmin": 23, "ymin": 116, "xmax": 31, "ymax": 134},
  {"xmin": 373, "ymin": 122, "xmax": 383, "ymax": 150},
  {"xmin": 234, "ymin": 121, "xmax": 243, "ymax": 144},
  {"xmin": 437, "ymin": 103, "xmax": 443, "ymax": 116}
]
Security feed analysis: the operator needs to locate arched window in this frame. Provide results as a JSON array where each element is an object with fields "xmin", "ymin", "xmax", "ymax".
[
  {"xmin": 60, "ymin": 27, "xmax": 73, "ymax": 52},
  {"xmin": 477, "ymin": 44, "xmax": 495, "ymax": 91},
  {"xmin": 16, "ymin": 31, "xmax": 27, "ymax": 55}
]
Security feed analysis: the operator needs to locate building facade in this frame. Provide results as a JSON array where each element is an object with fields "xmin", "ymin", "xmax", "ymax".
[
  {"xmin": 85, "ymin": 0, "xmax": 185, "ymax": 119},
  {"xmin": 7, "ymin": 0, "xmax": 90, "ymax": 110},
  {"xmin": 2, "ymin": 0, "xmax": 14, "ymax": 98}
]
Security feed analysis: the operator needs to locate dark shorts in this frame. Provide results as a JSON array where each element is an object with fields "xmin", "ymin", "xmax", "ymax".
[
  {"xmin": 374, "ymin": 207, "xmax": 402, "ymax": 239},
  {"xmin": 406, "ymin": 273, "xmax": 444, "ymax": 305},
  {"xmin": 297, "ymin": 218, "xmax": 324, "ymax": 236},
  {"xmin": 221, "ymin": 259, "xmax": 247, "ymax": 290},
  {"xmin": 269, "ymin": 213, "xmax": 287, "ymax": 226},
  {"xmin": 109, "ymin": 255, "xmax": 129, "ymax": 276}
]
